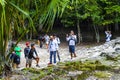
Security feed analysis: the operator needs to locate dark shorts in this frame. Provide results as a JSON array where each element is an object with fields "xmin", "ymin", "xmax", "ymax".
[
  {"xmin": 69, "ymin": 45, "xmax": 75, "ymax": 53},
  {"xmin": 14, "ymin": 56, "xmax": 20, "ymax": 65}
]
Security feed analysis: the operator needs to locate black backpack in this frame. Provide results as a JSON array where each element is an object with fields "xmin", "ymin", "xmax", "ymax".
[
  {"xmin": 24, "ymin": 47, "xmax": 30, "ymax": 57},
  {"xmin": 69, "ymin": 37, "xmax": 77, "ymax": 45}
]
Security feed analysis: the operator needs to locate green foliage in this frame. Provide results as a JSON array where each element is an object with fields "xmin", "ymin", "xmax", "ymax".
[
  {"xmin": 39, "ymin": 0, "xmax": 69, "ymax": 32},
  {"xmin": 0, "ymin": 0, "xmax": 120, "ymax": 77},
  {"xmin": 94, "ymin": 71, "xmax": 112, "ymax": 78},
  {"xmin": 77, "ymin": 72, "xmax": 90, "ymax": 80},
  {"xmin": 0, "ymin": 0, "xmax": 34, "ymax": 76},
  {"xmin": 14, "ymin": 60, "xmax": 115, "ymax": 79}
]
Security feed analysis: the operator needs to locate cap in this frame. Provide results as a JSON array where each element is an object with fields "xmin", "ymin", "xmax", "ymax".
[
  {"xmin": 31, "ymin": 43, "xmax": 35, "ymax": 47},
  {"xmin": 26, "ymin": 42, "xmax": 30, "ymax": 46}
]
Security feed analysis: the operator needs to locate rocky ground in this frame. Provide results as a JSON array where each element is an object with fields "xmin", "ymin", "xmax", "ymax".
[
  {"xmin": 18, "ymin": 37, "xmax": 120, "ymax": 69},
  {"xmin": 8, "ymin": 37, "xmax": 120, "ymax": 80},
  {"xmin": 17, "ymin": 41, "xmax": 103, "ymax": 69}
]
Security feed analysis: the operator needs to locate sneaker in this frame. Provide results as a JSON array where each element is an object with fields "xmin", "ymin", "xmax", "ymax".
[
  {"xmin": 53, "ymin": 63, "xmax": 57, "ymax": 65},
  {"xmin": 48, "ymin": 63, "xmax": 52, "ymax": 65},
  {"xmin": 36, "ymin": 64, "xmax": 40, "ymax": 67}
]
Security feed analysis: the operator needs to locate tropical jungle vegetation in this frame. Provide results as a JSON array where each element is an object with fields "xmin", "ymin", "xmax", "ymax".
[{"xmin": 0, "ymin": 0, "xmax": 120, "ymax": 78}]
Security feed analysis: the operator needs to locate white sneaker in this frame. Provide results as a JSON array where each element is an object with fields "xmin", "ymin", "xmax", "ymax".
[{"xmin": 53, "ymin": 63, "xmax": 57, "ymax": 65}]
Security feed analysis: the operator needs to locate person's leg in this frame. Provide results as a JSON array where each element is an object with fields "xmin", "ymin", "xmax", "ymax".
[
  {"xmin": 53, "ymin": 51, "xmax": 56, "ymax": 63},
  {"xmin": 49, "ymin": 51, "xmax": 53, "ymax": 64},
  {"xmin": 28, "ymin": 59, "xmax": 32, "ymax": 67},
  {"xmin": 36, "ymin": 57, "xmax": 40, "ymax": 67},
  {"xmin": 29, "ymin": 64, "xmax": 31, "ymax": 67},
  {"xmin": 46, "ymin": 44, "xmax": 48, "ymax": 49},
  {"xmin": 26, "ymin": 57, "xmax": 29, "ymax": 67},
  {"xmin": 40, "ymin": 42, "xmax": 42, "ymax": 48},
  {"xmin": 73, "ymin": 46, "xmax": 77, "ymax": 57},
  {"xmin": 56, "ymin": 50, "xmax": 60, "ymax": 61},
  {"xmin": 13, "ymin": 63, "xmax": 16, "ymax": 69},
  {"xmin": 70, "ymin": 53, "xmax": 73, "ymax": 59},
  {"xmin": 69, "ymin": 46, "xmax": 73, "ymax": 59}
]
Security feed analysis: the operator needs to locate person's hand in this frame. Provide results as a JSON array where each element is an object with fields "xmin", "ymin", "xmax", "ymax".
[{"xmin": 66, "ymin": 34, "xmax": 68, "ymax": 37}]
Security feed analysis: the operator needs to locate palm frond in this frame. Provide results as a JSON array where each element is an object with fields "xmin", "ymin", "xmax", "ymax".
[{"xmin": 39, "ymin": 0, "xmax": 69, "ymax": 32}]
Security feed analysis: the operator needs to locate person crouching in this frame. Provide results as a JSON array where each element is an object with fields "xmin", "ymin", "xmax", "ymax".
[{"xmin": 28, "ymin": 44, "xmax": 40, "ymax": 67}]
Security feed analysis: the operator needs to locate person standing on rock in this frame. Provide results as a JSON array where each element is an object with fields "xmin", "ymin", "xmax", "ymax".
[
  {"xmin": 105, "ymin": 31, "xmax": 112, "ymax": 42},
  {"xmin": 66, "ymin": 30, "xmax": 77, "ymax": 59},
  {"xmin": 24, "ymin": 42, "xmax": 31, "ymax": 67},
  {"xmin": 48, "ymin": 35, "xmax": 58, "ymax": 65},
  {"xmin": 28, "ymin": 44, "xmax": 40, "ymax": 67}
]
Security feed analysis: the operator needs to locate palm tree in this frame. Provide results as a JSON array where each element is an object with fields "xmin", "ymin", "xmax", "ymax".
[{"xmin": 0, "ymin": 0, "xmax": 33, "ymax": 77}]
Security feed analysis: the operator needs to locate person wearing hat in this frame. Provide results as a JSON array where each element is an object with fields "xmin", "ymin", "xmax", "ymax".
[
  {"xmin": 28, "ymin": 43, "xmax": 40, "ymax": 67},
  {"xmin": 24, "ymin": 42, "xmax": 31, "ymax": 67}
]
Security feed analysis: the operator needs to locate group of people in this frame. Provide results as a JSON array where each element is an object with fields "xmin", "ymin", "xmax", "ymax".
[
  {"xmin": 10, "ymin": 34, "xmax": 61, "ymax": 68},
  {"xmin": 10, "ymin": 42, "xmax": 40, "ymax": 68},
  {"xmin": 38, "ymin": 34, "xmax": 51, "ymax": 49},
  {"xmin": 10, "ymin": 30, "xmax": 112, "ymax": 68}
]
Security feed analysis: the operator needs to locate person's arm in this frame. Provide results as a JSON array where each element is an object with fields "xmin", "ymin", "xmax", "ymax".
[
  {"xmin": 32, "ymin": 49, "xmax": 38, "ymax": 59},
  {"xmin": 48, "ymin": 41, "xmax": 51, "ymax": 52},
  {"xmin": 66, "ymin": 34, "xmax": 70, "ymax": 41},
  {"xmin": 34, "ymin": 49, "xmax": 38, "ymax": 56},
  {"xmin": 57, "ymin": 38, "xmax": 60, "ymax": 44},
  {"xmin": 55, "ymin": 41, "xmax": 59, "ymax": 50},
  {"xmin": 24, "ymin": 48, "xmax": 26, "ymax": 57},
  {"xmin": 74, "ymin": 35, "xmax": 77, "ymax": 41},
  {"xmin": 105, "ymin": 31, "xmax": 109, "ymax": 35}
]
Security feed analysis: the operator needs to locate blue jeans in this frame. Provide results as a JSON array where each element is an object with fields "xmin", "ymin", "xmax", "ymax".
[{"xmin": 50, "ymin": 51, "xmax": 56, "ymax": 64}]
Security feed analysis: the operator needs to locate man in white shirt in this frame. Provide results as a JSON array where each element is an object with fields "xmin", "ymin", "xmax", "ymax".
[
  {"xmin": 66, "ymin": 30, "xmax": 77, "ymax": 59},
  {"xmin": 53, "ymin": 34, "xmax": 61, "ymax": 62},
  {"xmin": 105, "ymin": 31, "xmax": 112, "ymax": 42},
  {"xmin": 48, "ymin": 36, "xmax": 58, "ymax": 65}
]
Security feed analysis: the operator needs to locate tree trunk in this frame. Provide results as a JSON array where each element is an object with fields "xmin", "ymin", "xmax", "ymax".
[
  {"xmin": 77, "ymin": 19, "xmax": 82, "ymax": 44},
  {"xmin": 115, "ymin": 22, "xmax": 119, "ymax": 32},
  {"xmin": 115, "ymin": 13, "xmax": 119, "ymax": 32},
  {"xmin": 26, "ymin": 34, "xmax": 29, "ymax": 40},
  {"xmin": 93, "ymin": 25, "xmax": 100, "ymax": 43},
  {"xmin": 75, "ymin": 0, "xmax": 82, "ymax": 44},
  {"xmin": 30, "ymin": 29, "xmax": 32, "ymax": 40}
]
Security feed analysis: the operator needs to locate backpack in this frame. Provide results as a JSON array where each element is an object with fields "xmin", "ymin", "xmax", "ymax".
[
  {"xmin": 24, "ymin": 47, "xmax": 30, "ymax": 57},
  {"xmin": 69, "ymin": 37, "xmax": 77, "ymax": 45}
]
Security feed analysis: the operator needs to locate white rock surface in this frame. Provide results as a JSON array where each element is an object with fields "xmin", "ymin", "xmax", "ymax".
[{"xmin": 17, "ymin": 37, "xmax": 120, "ymax": 69}]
